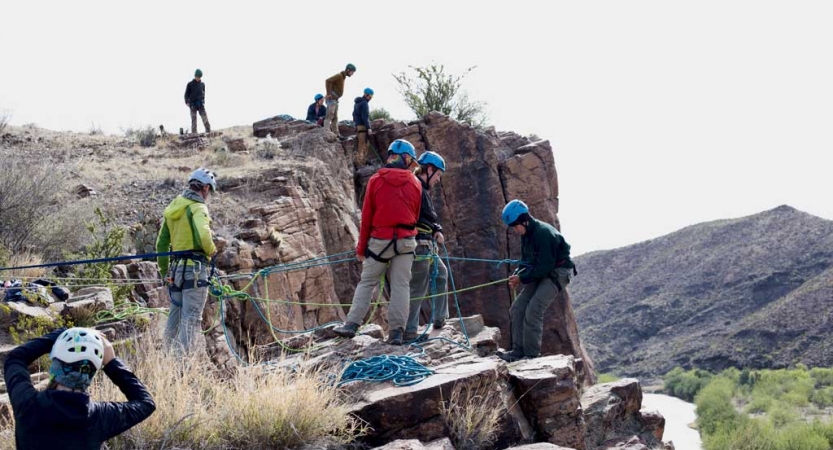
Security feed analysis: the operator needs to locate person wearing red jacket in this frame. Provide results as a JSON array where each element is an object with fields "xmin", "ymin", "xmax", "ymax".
[{"xmin": 333, "ymin": 139, "xmax": 422, "ymax": 345}]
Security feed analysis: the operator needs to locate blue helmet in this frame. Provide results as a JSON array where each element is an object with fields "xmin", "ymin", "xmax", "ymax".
[
  {"xmin": 388, "ymin": 139, "xmax": 416, "ymax": 159},
  {"xmin": 314, "ymin": 93, "xmax": 324, "ymax": 101},
  {"xmin": 364, "ymin": 87, "xmax": 374, "ymax": 96},
  {"xmin": 502, "ymin": 200, "xmax": 529, "ymax": 226},
  {"xmin": 417, "ymin": 151, "xmax": 446, "ymax": 171}
]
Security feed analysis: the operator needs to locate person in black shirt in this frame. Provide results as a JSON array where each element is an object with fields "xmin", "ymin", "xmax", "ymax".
[
  {"xmin": 404, "ymin": 151, "xmax": 449, "ymax": 341},
  {"xmin": 184, "ymin": 68, "xmax": 210, "ymax": 134},
  {"xmin": 3, "ymin": 327, "xmax": 155, "ymax": 449},
  {"xmin": 306, "ymin": 93, "xmax": 327, "ymax": 125}
]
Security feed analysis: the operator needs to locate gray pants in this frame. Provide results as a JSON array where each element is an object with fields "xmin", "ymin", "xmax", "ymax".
[
  {"xmin": 323, "ymin": 99, "xmax": 339, "ymax": 135},
  {"xmin": 510, "ymin": 269, "xmax": 572, "ymax": 357},
  {"xmin": 190, "ymin": 105, "xmax": 210, "ymax": 133},
  {"xmin": 164, "ymin": 259, "xmax": 209, "ymax": 355},
  {"xmin": 406, "ymin": 244, "xmax": 448, "ymax": 333},
  {"xmin": 346, "ymin": 237, "xmax": 417, "ymax": 330}
]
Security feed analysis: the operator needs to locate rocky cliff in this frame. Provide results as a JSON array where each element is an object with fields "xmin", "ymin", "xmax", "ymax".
[
  {"xmin": 237, "ymin": 114, "xmax": 595, "ymax": 382},
  {"xmin": 570, "ymin": 205, "xmax": 833, "ymax": 377}
]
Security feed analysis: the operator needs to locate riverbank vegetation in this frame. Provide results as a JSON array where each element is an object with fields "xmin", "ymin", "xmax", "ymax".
[{"xmin": 664, "ymin": 366, "xmax": 833, "ymax": 450}]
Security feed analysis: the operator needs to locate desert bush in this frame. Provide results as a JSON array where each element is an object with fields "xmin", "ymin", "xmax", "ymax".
[
  {"xmin": 664, "ymin": 367, "xmax": 713, "ymax": 401},
  {"xmin": 255, "ymin": 137, "xmax": 281, "ymax": 160},
  {"xmin": 0, "ymin": 158, "xmax": 67, "ymax": 254},
  {"xmin": 369, "ymin": 108, "xmax": 393, "ymax": 122},
  {"xmin": 211, "ymin": 147, "xmax": 244, "ymax": 167},
  {"xmin": 0, "ymin": 109, "xmax": 11, "ymax": 133},
  {"xmin": 393, "ymin": 64, "xmax": 488, "ymax": 127},
  {"xmin": 123, "ymin": 126, "xmax": 158, "ymax": 148},
  {"xmin": 440, "ymin": 382, "xmax": 504, "ymax": 450},
  {"xmin": 89, "ymin": 122, "xmax": 103, "ymax": 135},
  {"xmin": 696, "ymin": 377, "xmax": 740, "ymax": 435},
  {"xmin": 597, "ymin": 373, "xmax": 620, "ymax": 383}
]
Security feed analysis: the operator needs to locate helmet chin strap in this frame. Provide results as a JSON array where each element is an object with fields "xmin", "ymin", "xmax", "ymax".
[{"xmin": 425, "ymin": 166, "xmax": 437, "ymax": 186}]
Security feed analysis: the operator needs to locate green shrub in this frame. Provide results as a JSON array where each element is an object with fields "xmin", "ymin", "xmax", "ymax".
[
  {"xmin": 767, "ymin": 404, "xmax": 798, "ymax": 427},
  {"xmin": 774, "ymin": 424, "xmax": 829, "ymax": 450},
  {"xmin": 369, "ymin": 108, "xmax": 393, "ymax": 121},
  {"xmin": 810, "ymin": 368, "xmax": 833, "ymax": 387},
  {"xmin": 696, "ymin": 377, "xmax": 740, "ymax": 435},
  {"xmin": 810, "ymin": 386, "xmax": 833, "ymax": 408},
  {"xmin": 665, "ymin": 367, "xmax": 713, "ymax": 401},
  {"xmin": 597, "ymin": 373, "xmax": 619, "ymax": 383},
  {"xmin": 744, "ymin": 395, "xmax": 774, "ymax": 414}
]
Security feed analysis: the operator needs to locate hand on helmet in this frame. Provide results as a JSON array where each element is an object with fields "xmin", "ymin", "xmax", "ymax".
[{"xmin": 98, "ymin": 332, "xmax": 115, "ymax": 366}]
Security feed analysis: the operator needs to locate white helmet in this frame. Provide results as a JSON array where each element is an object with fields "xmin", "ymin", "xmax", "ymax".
[
  {"xmin": 188, "ymin": 168, "xmax": 217, "ymax": 192},
  {"xmin": 50, "ymin": 328, "xmax": 105, "ymax": 370}
]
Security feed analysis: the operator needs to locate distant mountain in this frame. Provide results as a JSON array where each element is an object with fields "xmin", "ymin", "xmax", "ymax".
[{"xmin": 570, "ymin": 205, "xmax": 833, "ymax": 377}]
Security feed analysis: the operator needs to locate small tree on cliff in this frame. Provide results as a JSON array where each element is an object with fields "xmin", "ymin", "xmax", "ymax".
[{"xmin": 393, "ymin": 64, "xmax": 488, "ymax": 127}]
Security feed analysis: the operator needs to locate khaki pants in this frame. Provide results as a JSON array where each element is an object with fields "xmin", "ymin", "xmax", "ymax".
[
  {"xmin": 346, "ymin": 237, "xmax": 417, "ymax": 330},
  {"xmin": 355, "ymin": 125, "xmax": 368, "ymax": 165},
  {"xmin": 406, "ymin": 243, "xmax": 449, "ymax": 333},
  {"xmin": 190, "ymin": 105, "xmax": 210, "ymax": 134},
  {"xmin": 164, "ymin": 259, "xmax": 209, "ymax": 355},
  {"xmin": 510, "ymin": 269, "xmax": 572, "ymax": 357},
  {"xmin": 323, "ymin": 99, "xmax": 339, "ymax": 135}
]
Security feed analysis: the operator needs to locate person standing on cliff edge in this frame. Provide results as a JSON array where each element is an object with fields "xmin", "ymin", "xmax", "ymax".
[
  {"xmin": 323, "ymin": 63, "xmax": 356, "ymax": 137},
  {"xmin": 184, "ymin": 69, "xmax": 210, "ymax": 134},
  {"xmin": 498, "ymin": 200, "xmax": 577, "ymax": 362},
  {"xmin": 333, "ymin": 139, "xmax": 422, "ymax": 345}
]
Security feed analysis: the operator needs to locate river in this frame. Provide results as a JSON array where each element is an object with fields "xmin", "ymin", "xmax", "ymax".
[{"xmin": 642, "ymin": 393, "xmax": 703, "ymax": 450}]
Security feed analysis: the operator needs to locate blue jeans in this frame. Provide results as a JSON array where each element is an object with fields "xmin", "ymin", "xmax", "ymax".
[{"xmin": 163, "ymin": 259, "xmax": 209, "ymax": 355}]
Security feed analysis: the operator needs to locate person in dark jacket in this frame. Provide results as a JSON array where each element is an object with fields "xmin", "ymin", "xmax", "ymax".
[
  {"xmin": 333, "ymin": 139, "xmax": 422, "ymax": 345},
  {"xmin": 352, "ymin": 87, "xmax": 374, "ymax": 166},
  {"xmin": 498, "ymin": 200, "xmax": 576, "ymax": 362},
  {"xmin": 306, "ymin": 93, "xmax": 327, "ymax": 125},
  {"xmin": 184, "ymin": 68, "xmax": 210, "ymax": 134},
  {"xmin": 323, "ymin": 63, "xmax": 356, "ymax": 136},
  {"xmin": 404, "ymin": 151, "xmax": 449, "ymax": 342},
  {"xmin": 4, "ymin": 327, "xmax": 156, "ymax": 449}
]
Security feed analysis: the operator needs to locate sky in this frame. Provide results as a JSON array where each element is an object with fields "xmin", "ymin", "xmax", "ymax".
[{"xmin": 1, "ymin": 1, "xmax": 832, "ymax": 255}]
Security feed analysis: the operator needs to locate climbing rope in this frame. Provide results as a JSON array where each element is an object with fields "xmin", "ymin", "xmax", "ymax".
[{"xmin": 338, "ymin": 354, "xmax": 434, "ymax": 387}]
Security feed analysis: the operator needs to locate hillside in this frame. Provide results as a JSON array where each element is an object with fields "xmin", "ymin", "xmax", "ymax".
[{"xmin": 570, "ymin": 205, "xmax": 833, "ymax": 377}]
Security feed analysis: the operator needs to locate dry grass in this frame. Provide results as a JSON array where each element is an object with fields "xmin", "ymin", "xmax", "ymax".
[
  {"xmin": 0, "ymin": 330, "xmax": 363, "ymax": 450},
  {"xmin": 440, "ymin": 382, "xmax": 505, "ymax": 450},
  {"xmin": 3, "ymin": 252, "xmax": 47, "ymax": 278}
]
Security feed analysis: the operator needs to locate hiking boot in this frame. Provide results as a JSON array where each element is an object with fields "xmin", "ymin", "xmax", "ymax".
[
  {"xmin": 497, "ymin": 350, "xmax": 524, "ymax": 363},
  {"xmin": 433, "ymin": 319, "xmax": 445, "ymax": 330},
  {"xmin": 332, "ymin": 322, "xmax": 360, "ymax": 338},
  {"xmin": 403, "ymin": 331, "xmax": 428, "ymax": 343},
  {"xmin": 387, "ymin": 328, "xmax": 405, "ymax": 346}
]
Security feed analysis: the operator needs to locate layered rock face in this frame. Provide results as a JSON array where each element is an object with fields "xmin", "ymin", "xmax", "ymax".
[{"xmin": 210, "ymin": 114, "xmax": 595, "ymax": 383}]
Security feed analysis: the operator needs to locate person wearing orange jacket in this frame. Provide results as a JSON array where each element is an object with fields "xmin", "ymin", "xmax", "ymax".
[{"xmin": 333, "ymin": 139, "xmax": 422, "ymax": 345}]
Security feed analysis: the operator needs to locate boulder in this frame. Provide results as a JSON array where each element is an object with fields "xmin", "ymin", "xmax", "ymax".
[
  {"xmin": 507, "ymin": 356, "xmax": 585, "ymax": 449},
  {"xmin": 582, "ymin": 379, "xmax": 665, "ymax": 449},
  {"xmin": 225, "ymin": 137, "xmax": 247, "ymax": 152},
  {"xmin": 372, "ymin": 438, "xmax": 456, "ymax": 450},
  {"xmin": 0, "ymin": 301, "xmax": 55, "ymax": 330},
  {"xmin": 506, "ymin": 444, "xmax": 577, "ymax": 450},
  {"xmin": 63, "ymin": 287, "xmax": 114, "ymax": 322}
]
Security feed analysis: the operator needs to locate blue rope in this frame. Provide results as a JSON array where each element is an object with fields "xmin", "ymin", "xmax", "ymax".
[
  {"xmin": 0, "ymin": 250, "xmax": 199, "ymax": 272},
  {"xmin": 248, "ymin": 295, "xmax": 342, "ymax": 335},
  {"xmin": 443, "ymin": 256, "xmax": 520, "ymax": 267},
  {"xmin": 338, "ymin": 354, "xmax": 434, "ymax": 387}
]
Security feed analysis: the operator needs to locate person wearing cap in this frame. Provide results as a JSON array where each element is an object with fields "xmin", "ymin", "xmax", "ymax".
[
  {"xmin": 404, "ymin": 151, "xmax": 449, "ymax": 342},
  {"xmin": 184, "ymin": 69, "xmax": 210, "ymax": 134},
  {"xmin": 3, "ymin": 327, "xmax": 155, "ymax": 448},
  {"xmin": 352, "ymin": 87, "xmax": 374, "ymax": 166},
  {"xmin": 323, "ymin": 63, "xmax": 356, "ymax": 136},
  {"xmin": 156, "ymin": 168, "xmax": 218, "ymax": 354},
  {"xmin": 497, "ymin": 200, "xmax": 576, "ymax": 362},
  {"xmin": 333, "ymin": 139, "xmax": 422, "ymax": 345},
  {"xmin": 306, "ymin": 93, "xmax": 328, "ymax": 126}
]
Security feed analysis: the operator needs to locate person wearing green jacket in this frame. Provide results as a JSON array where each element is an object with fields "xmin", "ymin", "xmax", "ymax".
[
  {"xmin": 498, "ymin": 200, "xmax": 576, "ymax": 362},
  {"xmin": 156, "ymin": 168, "xmax": 217, "ymax": 354}
]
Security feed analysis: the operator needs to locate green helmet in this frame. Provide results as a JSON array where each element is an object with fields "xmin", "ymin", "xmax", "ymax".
[
  {"xmin": 195, "ymin": 68, "xmax": 203, "ymax": 77},
  {"xmin": 346, "ymin": 63, "xmax": 356, "ymax": 72}
]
